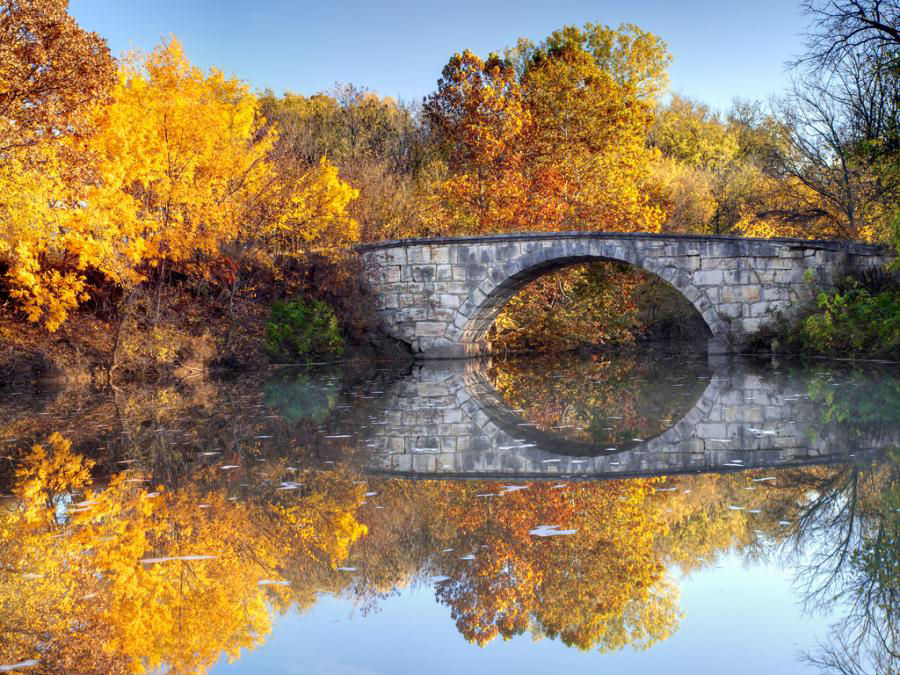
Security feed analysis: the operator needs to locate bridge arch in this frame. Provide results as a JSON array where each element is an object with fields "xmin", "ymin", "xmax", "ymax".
[
  {"xmin": 359, "ymin": 232, "xmax": 890, "ymax": 358},
  {"xmin": 443, "ymin": 240, "xmax": 724, "ymax": 354},
  {"xmin": 361, "ymin": 359, "xmax": 896, "ymax": 479},
  {"xmin": 452, "ymin": 362, "xmax": 722, "ymax": 458}
]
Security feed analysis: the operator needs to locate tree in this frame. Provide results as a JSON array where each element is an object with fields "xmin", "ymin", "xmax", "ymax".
[
  {"xmin": 258, "ymin": 86, "xmax": 432, "ymax": 242},
  {"xmin": 763, "ymin": 0, "xmax": 899, "ymax": 241},
  {"xmin": 796, "ymin": 0, "xmax": 899, "ymax": 73},
  {"xmin": 2, "ymin": 34, "xmax": 361, "ymax": 334},
  {"xmin": 0, "ymin": 0, "xmax": 114, "ymax": 155},
  {"xmin": 0, "ymin": 0, "xmax": 115, "ymax": 330},
  {"xmin": 423, "ymin": 50, "xmax": 531, "ymax": 234},
  {"xmin": 423, "ymin": 23, "xmax": 667, "ymax": 235},
  {"xmin": 646, "ymin": 95, "xmax": 787, "ymax": 236}
]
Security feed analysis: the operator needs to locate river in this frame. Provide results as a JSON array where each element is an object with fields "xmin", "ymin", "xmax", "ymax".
[{"xmin": 0, "ymin": 349, "xmax": 896, "ymax": 674}]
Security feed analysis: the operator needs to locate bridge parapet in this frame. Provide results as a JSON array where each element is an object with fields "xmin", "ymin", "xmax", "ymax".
[{"xmin": 359, "ymin": 232, "xmax": 891, "ymax": 358}]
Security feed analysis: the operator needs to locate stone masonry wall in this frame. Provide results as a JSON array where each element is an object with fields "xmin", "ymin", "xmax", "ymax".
[
  {"xmin": 359, "ymin": 232, "xmax": 890, "ymax": 358},
  {"xmin": 361, "ymin": 360, "xmax": 895, "ymax": 479}
]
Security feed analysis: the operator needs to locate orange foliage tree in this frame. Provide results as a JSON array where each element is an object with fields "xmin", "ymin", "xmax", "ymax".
[
  {"xmin": 423, "ymin": 23, "xmax": 667, "ymax": 235},
  {"xmin": 428, "ymin": 480, "xmax": 680, "ymax": 650}
]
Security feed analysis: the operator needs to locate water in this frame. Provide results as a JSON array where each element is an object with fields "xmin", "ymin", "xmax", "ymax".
[{"xmin": 0, "ymin": 350, "xmax": 897, "ymax": 674}]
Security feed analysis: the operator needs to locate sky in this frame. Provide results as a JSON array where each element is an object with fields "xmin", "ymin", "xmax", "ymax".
[
  {"xmin": 212, "ymin": 553, "xmax": 835, "ymax": 674},
  {"xmin": 69, "ymin": 0, "xmax": 811, "ymax": 112}
]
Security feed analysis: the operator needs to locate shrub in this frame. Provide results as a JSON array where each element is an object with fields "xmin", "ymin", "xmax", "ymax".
[
  {"xmin": 791, "ymin": 280, "xmax": 900, "ymax": 358},
  {"xmin": 264, "ymin": 298, "xmax": 344, "ymax": 362}
]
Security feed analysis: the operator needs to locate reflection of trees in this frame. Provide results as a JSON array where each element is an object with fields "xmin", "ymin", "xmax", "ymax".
[
  {"xmin": 488, "ymin": 353, "xmax": 710, "ymax": 446},
  {"xmin": 776, "ymin": 366, "xmax": 900, "ymax": 673},
  {"xmin": 0, "ymin": 362, "xmax": 393, "ymax": 488},
  {"xmin": 2, "ymin": 359, "xmax": 899, "ymax": 671},
  {"xmin": 782, "ymin": 453, "xmax": 899, "ymax": 674},
  {"xmin": 805, "ymin": 366, "xmax": 900, "ymax": 446},
  {"xmin": 359, "ymin": 478, "xmax": 683, "ymax": 651},
  {"xmin": 4, "ymin": 428, "xmax": 894, "ymax": 671},
  {"xmin": 0, "ymin": 434, "xmax": 368, "ymax": 673},
  {"xmin": 348, "ymin": 469, "xmax": 833, "ymax": 652}
]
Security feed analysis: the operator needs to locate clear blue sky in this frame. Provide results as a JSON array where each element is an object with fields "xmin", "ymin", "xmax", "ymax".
[{"xmin": 69, "ymin": 0, "xmax": 809, "ymax": 111}]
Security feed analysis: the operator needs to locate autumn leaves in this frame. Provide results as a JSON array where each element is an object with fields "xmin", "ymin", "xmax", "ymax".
[
  {"xmin": 1, "ymin": 0, "xmax": 895, "ymax": 347},
  {"xmin": 1, "ymin": 2, "xmax": 360, "ymax": 332},
  {"xmin": 0, "ymin": 437, "xmax": 369, "ymax": 672},
  {"xmin": 421, "ymin": 26, "xmax": 668, "ymax": 236}
]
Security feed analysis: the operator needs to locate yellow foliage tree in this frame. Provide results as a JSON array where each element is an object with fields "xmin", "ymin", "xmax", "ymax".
[
  {"xmin": 1, "ymin": 33, "xmax": 360, "ymax": 332},
  {"xmin": 0, "ymin": 0, "xmax": 115, "ymax": 330},
  {"xmin": 0, "ymin": 437, "xmax": 368, "ymax": 673}
]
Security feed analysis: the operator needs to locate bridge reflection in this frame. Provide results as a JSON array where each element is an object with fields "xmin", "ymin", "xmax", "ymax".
[{"xmin": 361, "ymin": 356, "xmax": 898, "ymax": 479}]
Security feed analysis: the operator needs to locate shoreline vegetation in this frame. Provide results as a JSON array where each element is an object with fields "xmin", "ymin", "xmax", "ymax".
[
  {"xmin": 1, "ymin": 1, "xmax": 897, "ymax": 385},
  {"xmin": 748, "ymin": 270, "xmax": 900, "ymax": 361}
]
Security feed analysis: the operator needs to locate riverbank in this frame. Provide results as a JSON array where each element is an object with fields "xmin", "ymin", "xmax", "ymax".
[
  {"xmin": 0, "ymin": 285, "xmax": 410, "ymax": 388},
  {"xmin": 0, "ymin": 297, "xmax": 264, "ymax": 386},
  {"xmin": 2, "ymin": 262, "xmax": 897, "ymax": 388},
  {"xmin": 745, "ymin": 271, "xmax": 900, "ymax": 361}
]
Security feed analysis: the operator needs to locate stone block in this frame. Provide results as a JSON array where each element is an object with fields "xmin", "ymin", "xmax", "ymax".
[
  {"xmin": 693, "ymin": 270, "xmax": 725, "ymax": 286},
  {"xmin": 396, "ymin": 307, "xmax": 428, "ymax": 322},
  {"xmin": 412, "ymin": 455, "xmax": 437, "ymax": 472},
  {"xmin": 697, "ymin": 422, "xmax": 729, "ymax": 438},
  {"xmin": 379, "ymin": 266, "xmax": 402, "ymax": 283},
  {"xmin": 443, "ymin": 409, "xmax": 463, "ymax": 424},
  {"xmin": 407, "ymin": 247, "xmax": 432, "ymax": 264},
  {"xmin": 740, "ymin": 317, "xmax": 763, "ymax": 333},
  {"xmin": 773, "ymin": 269, "xmax": 807, "ymax": 284},
  {"xmin": 716, "ymin": 303, "xmax": 743, "ymax": 319},
  {"xmin": 427, "ymin": 308, "xmax": 456, "ymax": 322},
  {"xmin": 392, "ymin": 454, "xmax": 412, "ymax": 472},
  {"xmin": 431, "ymin": 247, "xmax": 451, "ymax": 264},
  {"xmin": 762, "ymin": 287, "xmax": 791, "ymax": 302},
  {"xmin": 377, "ymin": 294, "xmax": 399, "ymax": 310},
  {"xmin": 720, "ymin": 285, "xmax": 760, "ymax": 303},
  {"xmin": 748, "ymin": 302, "xmax": 771, "ymax": 318},
  {"xmin": 723, "ymin": 269, "xmax": 756, "ymax": 284},
  {"xmin": 683, "ymin": 285, "xmax": 702, "ymax": 303},
  {"xmin": 478, "ymin": 249, "xmax": 496, "ymax": 264},
  {"xmin": 754, "ymin": 257, "xmax": 794, "ymax": 270},
  {"xmin": 412, "ymin": 265, "xmax": 436, "ymax": 282}
]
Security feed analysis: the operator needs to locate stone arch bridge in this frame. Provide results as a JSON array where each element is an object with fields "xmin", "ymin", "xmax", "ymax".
[
  {"xmin": 361, "ymin": 360, "xmax": 897, "ymax": 479},
  {"xmin": 358, "ymin": 232, "xmax": 890, "ymax": 358}
]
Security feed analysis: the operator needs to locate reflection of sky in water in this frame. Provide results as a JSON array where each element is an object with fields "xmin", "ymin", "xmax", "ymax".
[
  {"xmin": 216, "ymin": 552, "xmax": 833, "ymax": 675},
  {"xmin": 0, "ymin": 352, "xmax": 896, "ymax": 673}
]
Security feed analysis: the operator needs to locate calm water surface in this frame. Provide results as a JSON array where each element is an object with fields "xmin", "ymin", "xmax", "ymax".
[{"xmin": 0, "ymin": 350, "xmax": 897, "ymax": 674}]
